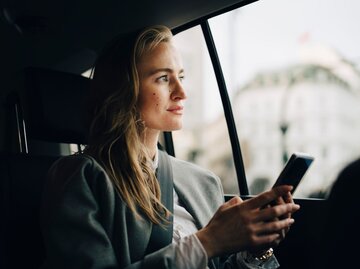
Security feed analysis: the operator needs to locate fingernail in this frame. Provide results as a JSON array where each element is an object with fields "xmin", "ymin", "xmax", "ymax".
[{"xmin": 289, "ymin": 218, "xmax": 295, "ymax": 225}]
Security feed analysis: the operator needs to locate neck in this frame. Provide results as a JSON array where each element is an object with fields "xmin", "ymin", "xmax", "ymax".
[{"xmin": 142, "ymin": 128, "xmax": 160, "ymax": 159}]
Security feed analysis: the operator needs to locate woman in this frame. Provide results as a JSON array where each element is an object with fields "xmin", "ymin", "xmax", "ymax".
[{"xmin": 40, "ymin": 25, "xmax": 300, "ymax": 269}]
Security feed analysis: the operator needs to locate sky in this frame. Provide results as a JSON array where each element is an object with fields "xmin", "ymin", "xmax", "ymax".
[{"xmin": 206, "ymin": 0, "xmax": 360, "ymax": 116}]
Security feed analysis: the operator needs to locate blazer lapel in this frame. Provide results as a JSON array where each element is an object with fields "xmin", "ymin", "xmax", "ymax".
[{"xmin": 173, "ymin": 173, "xmax": 209, "ymax": 230}]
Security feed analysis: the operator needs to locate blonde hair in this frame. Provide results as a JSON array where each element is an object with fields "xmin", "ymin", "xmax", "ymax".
[{"xmin": 84, "ymin": 25, "xmax": 173, "ymax": 224}]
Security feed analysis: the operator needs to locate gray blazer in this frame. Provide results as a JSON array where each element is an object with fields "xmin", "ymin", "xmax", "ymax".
[{"xmin": 40, "ymin": 152, "xmax": 225, "ymax": 269}]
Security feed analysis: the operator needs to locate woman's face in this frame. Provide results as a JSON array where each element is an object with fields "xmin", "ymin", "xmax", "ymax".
[{"xmin": 137, "ymin": 41, "xmax": 186, "ymax": 132}]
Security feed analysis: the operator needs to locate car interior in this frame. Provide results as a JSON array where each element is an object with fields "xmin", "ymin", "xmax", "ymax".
[{"xmin": 1, "ymin": 0, "xmax": 349, "ymax": 268}]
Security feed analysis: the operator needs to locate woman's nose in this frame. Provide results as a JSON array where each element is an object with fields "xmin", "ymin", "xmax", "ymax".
[{"xmin": 171, "ymin": 79, "xmax": 187, "ymax": 100}]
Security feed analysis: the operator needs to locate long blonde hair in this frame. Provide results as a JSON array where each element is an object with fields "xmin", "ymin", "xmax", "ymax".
[{"xmin": 84, "ymin": 25, "xmax": 173, "ymax": 224}]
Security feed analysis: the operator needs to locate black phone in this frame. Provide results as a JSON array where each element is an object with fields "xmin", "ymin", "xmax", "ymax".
[{"xmin": 272, "ymin": 152, "xmax": 314, "ymax": 194}]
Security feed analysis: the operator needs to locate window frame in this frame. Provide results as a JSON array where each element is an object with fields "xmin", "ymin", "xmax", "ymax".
[{"xmin": 163, "ymin": 0, "xmax": 259, "ymax": 195}]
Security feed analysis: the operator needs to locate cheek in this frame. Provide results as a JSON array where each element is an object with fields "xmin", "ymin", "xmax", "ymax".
[
  {"xmin": 142, "ymin": 93, "xmax": 163, "ymax": 127},
  {"xmin": 141, "ymin": 93, "xmax": 157, "ymax": 110},
  {"xmin": 152, "ymin": 93, "xmax": 158, "ymax": 106},
  {"xmin": 152, "ymin": 93, "xmax": 161, "ymax": 107}
]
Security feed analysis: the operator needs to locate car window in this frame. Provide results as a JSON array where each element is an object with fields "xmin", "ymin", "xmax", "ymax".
[{"xmin": 209, "ymin": 0, "xmax": 360, "ymax": 198}]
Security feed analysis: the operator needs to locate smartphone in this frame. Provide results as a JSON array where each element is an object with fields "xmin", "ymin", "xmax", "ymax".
[{"xmin": 272, "ymin": 152, "xmax": 314, "ymax": 194}]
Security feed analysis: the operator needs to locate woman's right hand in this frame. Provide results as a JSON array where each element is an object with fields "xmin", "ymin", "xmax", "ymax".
[{"xmin": 196, "ymin": 185, "xmax": 300, "ymax": 258}]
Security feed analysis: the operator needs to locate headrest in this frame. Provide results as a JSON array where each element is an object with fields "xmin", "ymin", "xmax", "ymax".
[{"xmin": 20, "ymin": 67, "xmax": 91, "ymax": 145}]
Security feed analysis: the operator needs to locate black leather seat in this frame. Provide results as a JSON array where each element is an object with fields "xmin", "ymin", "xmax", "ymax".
[{"xmin": 0, "ymin": 67, "xmax": 90, "ymax": 269}]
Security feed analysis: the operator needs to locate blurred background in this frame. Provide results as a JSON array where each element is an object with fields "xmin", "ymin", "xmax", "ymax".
[{"xmin": 172, "ymin": 0, "xmax": 360, "ymax": 198}]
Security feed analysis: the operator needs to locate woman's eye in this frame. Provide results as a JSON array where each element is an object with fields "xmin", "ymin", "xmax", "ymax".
[
  {"xmin": 179, "ymin": 75, "xmax": 185, "ymax": 82},
  {"xmin": 157, "ymin": 75, "xmax": 169, "ymax": 82}
]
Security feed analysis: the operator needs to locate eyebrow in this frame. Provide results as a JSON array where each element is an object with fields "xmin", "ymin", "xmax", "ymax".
[{"xmin": 148, "ymin": 68, "xmax": 184, "ymax": 76}]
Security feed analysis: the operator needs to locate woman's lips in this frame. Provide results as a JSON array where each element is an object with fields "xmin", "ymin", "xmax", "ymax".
[{"xmin": 167, "ymin": 105, "xmax": 183, "ymax": 115}]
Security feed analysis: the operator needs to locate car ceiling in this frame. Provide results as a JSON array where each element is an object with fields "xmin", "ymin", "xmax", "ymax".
[{"xmin": 0, "ymin": 0, "xmax": 255, "ymax": 88}]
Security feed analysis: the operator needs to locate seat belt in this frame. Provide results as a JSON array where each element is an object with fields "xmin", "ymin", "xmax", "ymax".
[{"xmin": 145, "ymin": 149, "xmax": 174, "ymax": 254}]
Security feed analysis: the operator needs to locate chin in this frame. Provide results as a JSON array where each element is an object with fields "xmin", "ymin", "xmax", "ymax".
[{"xmin": 165, "ymin": 124, "xmax": 183, "ymax": 132}]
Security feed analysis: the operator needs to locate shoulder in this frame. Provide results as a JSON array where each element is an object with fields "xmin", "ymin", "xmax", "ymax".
[
  {"xmin": 48, "ymin": 154, "xmax": 106, "ymax": 179},
  {"xmin": 168, "ymin": 154, "xmax": 218, "ymax": 178},
  {"xmin": 46, "ymin": 154, "xmax": 115, "ymax": 201},
  {"xmin": 49, "ymin": 154, "xmax": 101, "ymax": 174}
]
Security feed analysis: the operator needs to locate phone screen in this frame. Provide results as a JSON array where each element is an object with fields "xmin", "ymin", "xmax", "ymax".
[{"xmin": 273, "ymin": 152, "xmax": 314, "ymax": 194}]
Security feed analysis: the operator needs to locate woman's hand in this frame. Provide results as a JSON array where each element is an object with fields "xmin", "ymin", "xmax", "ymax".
[
  {"xmin": 196, "ymin": 185, "xmax": 300, "ymax": 258},
  {"xmin": 271, "ymin": 189, "xmax": 294, "ymax": 244}
]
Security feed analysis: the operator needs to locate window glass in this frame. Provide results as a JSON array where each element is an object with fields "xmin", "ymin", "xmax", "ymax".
[
  {"xmin": 210, "ymin": 0, "xmax": 360, "ymax": 198},
  {"xmin": 172, "ymin": 26, "xmax": 239, "ymax": 194}
]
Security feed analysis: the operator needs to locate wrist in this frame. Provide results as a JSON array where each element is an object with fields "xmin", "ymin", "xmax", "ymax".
[
  {"xmin": 245, "ymin": 248, "xmax": 274, "ymax": 266},
  {"xmin": 196, "ymin": 229, "xmax": 217, "ymax": 258}
]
